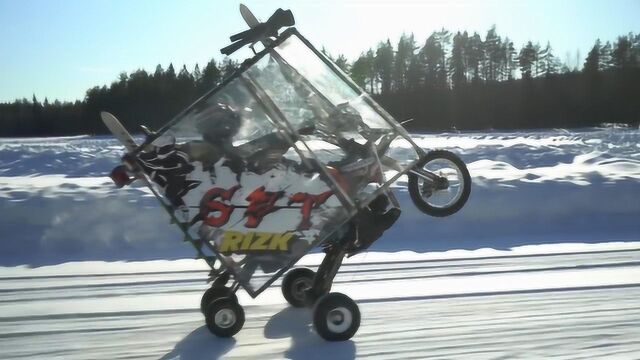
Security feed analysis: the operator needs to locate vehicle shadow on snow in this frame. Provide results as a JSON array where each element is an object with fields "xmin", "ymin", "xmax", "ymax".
[
  {"xmin": 264, "ymin": 307, "xmax": 356, "ymax": 360},
  {"xmin": 160, "ymin": 326, "xmax": 236, "ymax": 360}
]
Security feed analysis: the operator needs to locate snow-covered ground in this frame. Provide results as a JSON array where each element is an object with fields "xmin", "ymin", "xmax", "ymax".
[
  {"xmin": 1, "ymin": 127, "xmax": 639, "ymax": 358},
  {"xmin": 1, "ymin": 245, "xmax": 639, "ymax": 359}
]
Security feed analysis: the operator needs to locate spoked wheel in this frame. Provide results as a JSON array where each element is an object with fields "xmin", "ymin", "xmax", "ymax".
[
  {"xmin": 200, "ymin": 286, "xmax": 238, "ymax": 314},
  {"xmin": 313, "ymin": 292, "xmax": 361, "ymax": 341},
  {"xmin": 408, "ymin": 150, "xmax": 471, "ymax": 217},
  {"xmin": 205, "ymin": 298, "xmax": 245, "ymax": 337},
  {"xmin": 282, "ymin": 268, "xmax": 316, "ymax": 308}
]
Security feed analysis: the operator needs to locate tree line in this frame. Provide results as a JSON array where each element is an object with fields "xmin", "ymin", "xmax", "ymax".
[
  {"xmin": 343, "ymin": 29, "xmax": 639, "ymax": 130},
  {"xmin": 1, "ymin": 28, "xmax": 639, "ymax": 137},
  {"xmin": 0, "ymin": 58, "xmax": 239, "ymax": 137}
]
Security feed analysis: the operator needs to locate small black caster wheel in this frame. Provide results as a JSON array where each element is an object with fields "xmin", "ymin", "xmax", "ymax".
[
  {"xmin": 205, "ymin": 298, "xmax": 245, "ymax": 337},
  {"xmin": 200, "ymin": 286, "xmax": 238, "ymax": 314},
  {"xmin": 313, "ymin": 292, "xmax": 360, "ymax": 341},
  {"xmin": 282, "ymin": 267, "xmax": 315, "ymax": 308}
]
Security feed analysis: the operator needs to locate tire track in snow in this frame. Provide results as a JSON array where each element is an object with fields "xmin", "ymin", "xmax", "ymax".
[
  {"xmin": 2, "ymin": 248, "xmax": 639, "ymax": 293},
  {"xmin": 0, "ymin": 248, "xmax": 639, "ymax": 359}
]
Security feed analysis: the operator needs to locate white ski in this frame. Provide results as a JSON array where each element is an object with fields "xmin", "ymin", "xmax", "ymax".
[
  {"xmin": 100, "ymin": 111, "xmax": 138, "ymax": 152},
  {"xmin": 239, "ymin": 4, "xmax": 260, "ymax": 28}
]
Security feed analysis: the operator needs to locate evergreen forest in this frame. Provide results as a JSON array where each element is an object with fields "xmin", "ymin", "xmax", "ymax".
[{"xmin": 1, "ymin": 28, "xmax": 638, "ymax": 137}]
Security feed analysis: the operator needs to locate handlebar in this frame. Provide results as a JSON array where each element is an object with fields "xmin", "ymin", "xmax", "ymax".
[{"xmin": 221, "ymin": 8, "xmax": 295, "ymax": 56}]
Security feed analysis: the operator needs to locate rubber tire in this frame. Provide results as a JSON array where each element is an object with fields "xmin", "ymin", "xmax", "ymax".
[
  {"xmin": 200, "ymin": 286, "xmax": 238, "ymax": 314},
  {"xmin": 408, "ymin": 150, "xmax": 471, "ymax": 217},
  {"xmin": 313, "ymin": 292, "xmax": 361, "ymax": 341},
  {"xmin": 205, "ymin": 298, "xmax": 245, "ymax": 337},
  {"xmin": 282, "ymin": 268, "xmax": 315, "ymax": 308}
]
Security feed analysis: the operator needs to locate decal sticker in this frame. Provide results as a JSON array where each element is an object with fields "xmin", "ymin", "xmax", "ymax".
[{"xmin": 218, "ymin": 230, "xmax": 296, "ymax": 254}]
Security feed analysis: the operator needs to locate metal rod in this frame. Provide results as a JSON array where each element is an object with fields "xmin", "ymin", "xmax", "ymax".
[
  {"xmin": 409, "ymin": 168, "xmax": 440, "ymax": 182},
  {"xmin": 239, "ymin": 73, "xmax": 356, "ymax": 210},
  {"xmin": 293, "ymin": 30, "xmax": 427, "ymax": 156}
]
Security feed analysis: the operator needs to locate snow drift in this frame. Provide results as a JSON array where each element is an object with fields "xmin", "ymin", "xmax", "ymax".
[{"xmin": 0, "ymin": 128, "xmax": 639, "ymax": 266}]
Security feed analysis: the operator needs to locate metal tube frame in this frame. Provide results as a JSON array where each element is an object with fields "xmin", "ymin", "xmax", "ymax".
[{"xmin": 125, "ymin": 27, "xmax": 435, "ymax": 298}]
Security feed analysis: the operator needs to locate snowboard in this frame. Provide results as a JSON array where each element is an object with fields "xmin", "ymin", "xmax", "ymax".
[
  {"xmin": 101, "ymin": 111, "xmax": 138, "ymax": 152},
  {"xmin": 100, "ymin": 112, "xmax": 189, "ymax": 227}
]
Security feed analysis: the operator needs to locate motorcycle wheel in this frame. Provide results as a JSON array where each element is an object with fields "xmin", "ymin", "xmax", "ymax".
[{"xmin": 408, "ymin": 150, "xmax": 471, "ymax": 217}]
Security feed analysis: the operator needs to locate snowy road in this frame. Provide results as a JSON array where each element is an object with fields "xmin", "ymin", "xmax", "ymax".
[
  {"xmin": 2, "ymin": 244, "xmax": 639, "ymax": 359},
  {"xmin": 1, "ymin": 123, "xmax": 639, "ymax": 359}
]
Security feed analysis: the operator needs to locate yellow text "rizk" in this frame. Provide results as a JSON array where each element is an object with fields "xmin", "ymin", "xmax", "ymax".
[{"xmin": 219, "ymin": 231, "xmax": 295, "ymax": 253}]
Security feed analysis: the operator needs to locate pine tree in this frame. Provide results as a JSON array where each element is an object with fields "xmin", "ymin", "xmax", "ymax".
[
  {"xmin": 31, "ymin": 94, "xmax": 42, "ymax": 123},
  {"xmin": 118, "ymin": 72, "xmax": 129, "ymax": 84},
  {"xmin": 334, "ymin": 54, "xmax": 350, "ymax": 73},
  {"xmin": 375, "ymin": 40, "xmax": 394, "ymax": 95},
  {"xmin": 599, "ymin": 42, "xmax": 612, "ymax": 70},
  {"xmin": 536, "ymin": 42, "xmax": 549, "ymax": 76},
  {"xmin": 611, "ymin": 35, "xmax": 633, "ymax": 70},
  {"xmin": 178, "ymin": 65, "xmax": 192, "ymax": 82},
  {"xmin": 495, "ymin": 40, "xmax": 504, "ymax": 80},
  {"xmin": 540, "ymin": 42, "xmax": 559, "ymax": 77},
  {"xmin": 165, "ymin": 63, "xmax": 176, "ymax": 80},
  {"xmin": 631, "ymin": 32, "xmax": 640, "ymax": 67},
  {"xmin": 484, "ymin": 25, "xmax": 502, "ymax": 82},
  {"xmin": 583, "ymin": 40, "xmax": 601, "ymax": 74},
  {"xmin": 450, "ymin": 32, "xmax": 467, "ymax": 89},
  {"xmin": 220, "ymin": 58, "xmax": 239, "ymax": 80},
  {"xmin": 436, "ymin": 28, "xmax": 451, "ymax": 88},
  {"xmin": 406, "ymin": 54, "xmax": 423, "ymax": 91},
  {"xmin": 532, "ymin": 43, "xmax": 542, "ymax": 77},
  {"xmin": 320, "ymin": 47, "xmax": 333, "ymax": 60},
  {"xmin": 503, "ymin": 37, "xmax": 517, "ymax": 80},
  {"xmin": 393, "ymin": 33, "xmax": 413, "ymax": 92},
  {"xmin": 154, "ymin": 64, "xmax": 164, "ymax": 78},
  {"xmin": 466, "ymin": 32, "xmax": 484, "ymax": 83},
  {"xmin": 422, "ymin": 32, "xmax": 447, "ymax": 89},
  {"xmin": 200, "ymin": 59, "xmax": 221, "ymax": 90},
  {"xmin": 518, "ymin": 41, "xmax": 537, "ymax": 79},
  {"xmin": 350, "ymin": 54, "xmax": 369, "ymax": 89},
  {"xmin": 365, "ymin": 49, "xmax": 376, "ymax": 94},
  {"xmin": 193, "ymin": 64, "xmax": 202, "ymax": 82}
]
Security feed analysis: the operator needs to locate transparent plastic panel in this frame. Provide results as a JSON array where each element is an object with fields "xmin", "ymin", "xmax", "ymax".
[
  {"xmin": 133, "ymin": 64, "xmax": 356, "ymax": 295},
  {"xmin": 245, "ymin": 56, "xmax": 322, "ymax": 131},
  {"xmin": 291, "ymin": 127, "xmax": 406, "ymax": 203},
  {"xmin": 163, "ymin": 78, "xmax": 276, "ymax": 146},
  {"xmin": 132, "ymin": 33, "xmax": 421, "ymax": 295},
  {"xmin": 274, "ymin": 35, "xmax": 392, "ymax": 131},
  {"xmin": 259, "ymin": 34, "xmax": 418, "ymax": 204}
]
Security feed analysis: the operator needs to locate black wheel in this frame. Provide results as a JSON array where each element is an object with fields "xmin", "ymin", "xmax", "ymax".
[
  {"xmin": 200, "ymin": 286, "xmax": 238, "ymax": 314},
  {"xmin": 408, "ymin": 150, "xmax": 471, "ymax": 217},
  {"xmin": 282, "ymin": 268, "xmax": 315, "ymax": 308},
  {"xmin": 313, "ymin": 292, "xmax": 361, "ymax": 341},
  {"xmin": 205, "ymin": 298, "xmax": 245, "ymax": 337}
]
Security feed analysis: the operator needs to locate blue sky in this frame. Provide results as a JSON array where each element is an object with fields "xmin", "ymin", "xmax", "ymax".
[{"xmin": 0, "ymin": 0, "xmax": 638, "ymax": 102}]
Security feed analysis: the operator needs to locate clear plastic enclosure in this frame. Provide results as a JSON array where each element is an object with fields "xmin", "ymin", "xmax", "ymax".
[{"xmin": 137, "ymin": 31, "xmax": 416, "ymax": 296}]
